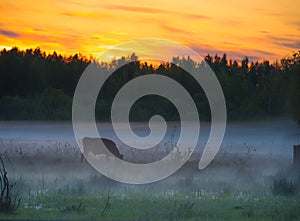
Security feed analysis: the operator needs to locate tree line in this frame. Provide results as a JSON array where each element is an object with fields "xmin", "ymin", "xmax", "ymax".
[{"xmin": 0, "ymin": 47, "xmax": 299, "ymax": 123}]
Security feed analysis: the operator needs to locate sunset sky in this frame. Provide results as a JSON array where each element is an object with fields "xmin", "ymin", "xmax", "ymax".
[{"xmin": 0, "ymin": 0, "xmax": 299, "ymax": 62}]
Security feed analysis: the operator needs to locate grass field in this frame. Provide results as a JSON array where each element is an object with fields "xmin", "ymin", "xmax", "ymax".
[{"xmin": 0, "ymin": 190, "xmax": 299, "ymax": 220}]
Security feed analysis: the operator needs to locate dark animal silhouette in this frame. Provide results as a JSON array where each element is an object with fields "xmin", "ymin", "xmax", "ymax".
[{"xmin": 81, "ymin": 137, "xmax": 123, "ymax": 162}]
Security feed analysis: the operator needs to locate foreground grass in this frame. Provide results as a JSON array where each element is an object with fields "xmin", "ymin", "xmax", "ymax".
[{"xmin": 0, "ymin": 191, "xmax": 299, "ymax": 221}]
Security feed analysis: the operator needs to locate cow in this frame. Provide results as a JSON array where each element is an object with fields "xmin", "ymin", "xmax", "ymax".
[{"xmin": 81, "ymin": 137, "xmax": 123, "ymax": 162}]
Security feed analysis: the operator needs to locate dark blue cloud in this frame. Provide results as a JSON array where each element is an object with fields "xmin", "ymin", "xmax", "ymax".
[
  {"xmin": 281, "ymin": 41, "xmax": 300, "ymax": 48},
  {"xmin": 0, "ymin": 29, "xmax": 20, "ymax": 38},
  {"xmin": 251, "ymin": 49, "xmax": 276, "ymax": 56},
  {"xmin": 269, "ymin": 36, "xmax": 300, "ymax": 49},
  {"xmin": 191, "ymin": 45, "xmax": 275, "ymax": 62}
]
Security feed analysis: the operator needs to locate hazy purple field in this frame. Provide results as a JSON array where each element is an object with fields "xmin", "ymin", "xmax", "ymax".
[
  {"xmin": 0, "ymin": 119, "xmax": 299, "ymax": 194},
  {"xmin": 0, "ymin": 119, "xmax": 298, "ymax": 158}
]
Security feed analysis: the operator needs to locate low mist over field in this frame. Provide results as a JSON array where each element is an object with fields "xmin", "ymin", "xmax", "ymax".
[{"xmin": 0, "ymin": 120, "xmax": 299, "ymax": 219}]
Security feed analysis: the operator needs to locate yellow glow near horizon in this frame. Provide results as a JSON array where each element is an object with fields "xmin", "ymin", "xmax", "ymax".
[{"xmin": 0, "ymin": 0, "xmax": 299, "ymax": 62}]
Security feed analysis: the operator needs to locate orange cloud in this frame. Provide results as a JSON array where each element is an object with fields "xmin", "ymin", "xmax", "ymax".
[{"xmin": 103, "ymin": 4, "xmax": 166, "ymax": 14}]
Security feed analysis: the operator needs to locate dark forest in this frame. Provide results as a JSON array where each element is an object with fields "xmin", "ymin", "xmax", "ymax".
[{"xmin": 0, "ymin": 47, "xmax": 299, "ymax": 123}]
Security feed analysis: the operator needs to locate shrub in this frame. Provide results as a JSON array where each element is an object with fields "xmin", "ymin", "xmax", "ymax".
[
  {"xmin": 272, "ymin": 178, "xmax": 297, "ymax": 196},
  {"xmin": 0, "ymin": 154, "xmax": 22, "ymax": 214},
  {"xmin": 168, "ymin": 200, "xmax": 195, "ymax": 221},
  {"xmin": 60, "ymin": 200, "xmax": 85, "ymax": 214}
]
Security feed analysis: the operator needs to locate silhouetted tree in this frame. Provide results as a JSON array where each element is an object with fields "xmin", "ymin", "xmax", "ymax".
[{"xmin": 285, "ymin": 51, "xmax": 300, "ymax": 124}]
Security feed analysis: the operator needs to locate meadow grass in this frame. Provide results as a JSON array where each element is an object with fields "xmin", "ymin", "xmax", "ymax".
[{"xmin": 0, "ymin": 190, "xmax": 299, "ymax": 220}]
